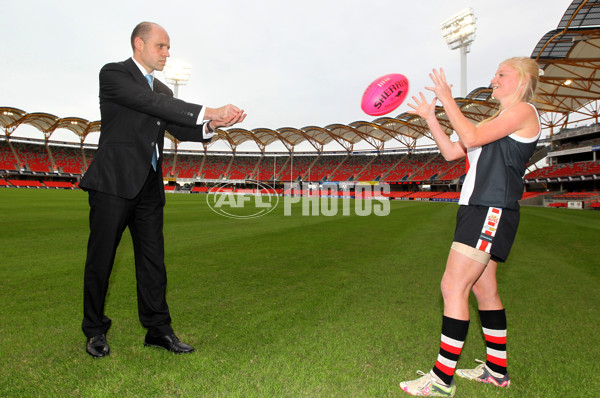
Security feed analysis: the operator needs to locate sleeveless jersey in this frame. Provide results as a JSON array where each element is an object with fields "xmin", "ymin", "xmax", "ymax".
[{"xmin": 459, "ymin": 103, "xmax": 541, "ymax": 210}]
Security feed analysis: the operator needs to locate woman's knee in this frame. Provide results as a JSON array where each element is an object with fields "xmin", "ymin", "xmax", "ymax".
[
  {"xmin": 440, "ymin": 273, "xmax": 469, "ymax": 302},
  {"xmin": 472, "ymin": 281, "xmax": 499, "ymax": 302}
]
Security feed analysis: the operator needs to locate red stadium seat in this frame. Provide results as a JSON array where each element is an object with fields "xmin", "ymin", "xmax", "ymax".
[
  {"xmin": 43, "ymin": 181, "xmax": 74, "ymax": 188},
  {"xmin": 8, "ymin": 179, "xmax": 44, "ymax": 187}
]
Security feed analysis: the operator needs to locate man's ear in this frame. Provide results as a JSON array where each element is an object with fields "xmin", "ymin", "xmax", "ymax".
[{"xmin": 134, "ymin": 36, "xmax": 144, "ymax": 52}]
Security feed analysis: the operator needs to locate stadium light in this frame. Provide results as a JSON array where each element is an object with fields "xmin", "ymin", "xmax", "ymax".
[
  {"xmin": 441, "ymin": 8, "xmax": 476, "ymax": 97},
  {"xmin": 163, "ymin": 58, "xmax": 192, "ymax": 98}
]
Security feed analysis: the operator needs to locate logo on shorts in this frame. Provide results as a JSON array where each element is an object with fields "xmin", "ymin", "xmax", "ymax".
[{"xmin": 487, "ymin": 214, "xmax": 499, "ymax": 226}]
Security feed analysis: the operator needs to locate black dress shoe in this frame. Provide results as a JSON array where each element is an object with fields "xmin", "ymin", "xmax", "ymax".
[
  {"xmin": 144, "ymin": 333, "xmax": 194, "ymax": 354},
  {"xmin": 86, "ymin": 334, "xmax": 110, "ymax": 358}
]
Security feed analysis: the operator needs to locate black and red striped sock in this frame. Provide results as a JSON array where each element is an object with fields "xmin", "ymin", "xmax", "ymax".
[
  {"xmin": 480, "ymin": 309, "xmax": 508, "ymax": 376},
  {"xmin": 432, "ymin": 316, "xmax": 470, "ymax": 386}
]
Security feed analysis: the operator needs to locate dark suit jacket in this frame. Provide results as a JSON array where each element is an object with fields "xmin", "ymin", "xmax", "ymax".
[{"xmin": 80, "ymin": 57, "xmax": 210, "ymax": 202}]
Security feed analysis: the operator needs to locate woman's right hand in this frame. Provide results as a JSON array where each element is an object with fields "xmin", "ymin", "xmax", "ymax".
[{"xmin": 407, "ymin": 91, "xmax": 437, "ymax": 121}]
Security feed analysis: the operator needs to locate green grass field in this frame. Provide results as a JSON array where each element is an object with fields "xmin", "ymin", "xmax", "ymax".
[{"xmin": 0, "ymin": 189, "xmax": 598, "ymax": 397}]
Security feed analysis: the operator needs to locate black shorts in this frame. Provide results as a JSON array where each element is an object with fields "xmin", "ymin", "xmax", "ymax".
[{"xmin": 453, "ymin": 205, "xmax": 520, "ymax": 263}]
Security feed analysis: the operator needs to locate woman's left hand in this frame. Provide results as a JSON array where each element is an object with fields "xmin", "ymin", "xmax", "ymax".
[{"xmin": 425, "ymin": 68, "xmax": 454, "ymax": 104}]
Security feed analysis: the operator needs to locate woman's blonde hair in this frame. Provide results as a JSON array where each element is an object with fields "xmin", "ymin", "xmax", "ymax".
[
  {"xmin": 480, "ymin": 57, "xmax": 540, "ymax": 125},
  {"xmin": 502, "ymin": 56, "xmax": 540, "ymax": 103}
]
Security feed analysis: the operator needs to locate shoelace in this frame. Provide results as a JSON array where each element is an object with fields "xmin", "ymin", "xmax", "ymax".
[
  {"xmin": 472, "ymin": 359, "xmax": 489, "ymax": 374},
  {"xmin": 408, "ymin": 370, "xmax": 433, "ymax": 389},
  {"xmin": 471, "ymin": 358, "xmax": 508, "ymax": 380}
]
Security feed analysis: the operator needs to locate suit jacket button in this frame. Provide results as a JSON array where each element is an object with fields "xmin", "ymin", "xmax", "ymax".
[
  {"xmin": 156, "ymin": 121, "xmax": 161, "ymax": 126},
  {"xmin": 150, "ymin": 142, "xmax": 155, "ymax": 146}
]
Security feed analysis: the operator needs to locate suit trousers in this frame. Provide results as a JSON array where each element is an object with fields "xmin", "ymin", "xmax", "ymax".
[{"xmin": 82, "ymin": 167, "xmax": 173, "ymax": 338}]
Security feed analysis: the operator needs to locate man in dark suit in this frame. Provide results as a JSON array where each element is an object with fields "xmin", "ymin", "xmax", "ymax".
[{"xmin": 79, "ymin": 21, "xmax": 246, "ymax": 358}]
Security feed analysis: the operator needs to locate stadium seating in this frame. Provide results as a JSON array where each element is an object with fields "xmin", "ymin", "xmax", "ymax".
[
  {"xmin": 552, "ymin": 191, "xmax": 599, "ymax": 200},
  {"xmin": 253, "ymin": 156, "xmax": 285, "ymax": 182},
  {"xmin": 404, "ymin": 191, "xmax": 440, "ymax": 199},
  {"xmin": 50, "ymin": 146, "xmax": 85, "ymax": 174},
  {"xmin": 384, "ymin": 153, "xmax": 433, "ymax": 181},
  {"xmin": 314, "ymin": 155, "xmax": 349, "ymax": 181},
  {"xmin": 13, "ymin": 142, "xmax": 53, "ymax": 172},
  {"xmin": 278, "ymin": 156, "xmax": 316, "ymax": 181},
  {"xmin": 0, "ymin": 149, "xmax": 464, "ymax": 185},
  {"xmin": 43, "ymin": 181, "xmax": 74, "ymax": 189},
  {"xmin": 173, "ymin": 154, "xmax": 203, "ymax": 178},
  {"xmin": 385, "ymin": 191, "xmax": 412, "ymax": 199},
  {"xmin": 436, "ymin": 158, "xmax": 466, "ymax": 181},
  {"xmin": 358, "ymin": 154, "xmax": 402, "ymax": 181},
  {"xmin": 545, "ymin": 191, "xmax": 600, "ymax": 208},
  {"xmin": 0, "ymin": 141, "xmax": 19, "ymax": 170},
  {"xmin": 2, "ymin": 140, "xmax": 598, "ymax": 208},
  {"xmin": 433, "ymin": 192, "xmax": 461, "ymax": 200},
  {"xmin": 8, "ymin": 179, "xmax": 45, "ymax": 187},
  {"xmin": 521, "ymin": 191, "xmax": 545, "ymax": 200},
  {"xmin": 547, "ymin": 202, "xmax": 568, "ymax": 208},
  {"xmin": 525, "ymin": 160, "xmax": 600, "ymax": 179},
  {"xmin": 201, "ymin": 155, "xmax": 231, "ymax": 179},
  {"xmin": 176, "ymin": 157, "xmax": 205, "ymax": 179},
  {"xmin": 82, "ymin": 148, "xmax": 95, "ymax": 171},
  {"xmin": 330, "ymin": 155, "xmax": 370, "ymax": 181},
  {"xmin": 409, "ymin": 155, "xmax": 447, "ymax": 181},
  {"xmin": 162, "ymin": 153, "xmax": 176, "ymax": 177},
  {"xmin": 228, "ymin": 156, "xmax": 259, "ymax": 180}
]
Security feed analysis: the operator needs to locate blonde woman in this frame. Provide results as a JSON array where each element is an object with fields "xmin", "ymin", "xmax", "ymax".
[{"xmin": 400, "ymin": 57, "xmax": 541, "ymax": 397}]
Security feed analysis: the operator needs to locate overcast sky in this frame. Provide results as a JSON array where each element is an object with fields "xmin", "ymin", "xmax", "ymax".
[{"xmin": 2, "ymin": 0, "xmax": 572, "ymax": 151}]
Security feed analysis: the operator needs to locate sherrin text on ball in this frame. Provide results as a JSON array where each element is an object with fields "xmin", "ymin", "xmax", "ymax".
[{"xmin": 361, "ymin": 73, "xmax": 409, "ymax": 116}]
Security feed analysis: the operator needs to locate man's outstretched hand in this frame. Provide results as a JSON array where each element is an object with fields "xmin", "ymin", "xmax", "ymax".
[{"xmin": 205, "ymin": 105, "xmax": 247, "ymax": 128}]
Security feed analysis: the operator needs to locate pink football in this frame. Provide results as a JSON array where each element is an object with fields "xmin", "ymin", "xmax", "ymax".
[{"xmin": 361, "ymin": 73, "xmax": 409, "ymax": 116}]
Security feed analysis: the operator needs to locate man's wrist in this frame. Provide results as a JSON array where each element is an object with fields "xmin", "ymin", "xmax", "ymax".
[
  {"xmin": 206, "ymin": 121, "xmax": 215, "ymax": 133},
  {"xmin": 203, "ymin": 121, "xmax": 216, "ymax": 140}
]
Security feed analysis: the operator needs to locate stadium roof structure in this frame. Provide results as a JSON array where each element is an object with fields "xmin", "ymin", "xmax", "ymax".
[
  {"xmin": 531, "ymin": 0, "xmax": 600, "ymax": 128},
  {"xmin": 0, "ymin": 108, "xmax": 101, "ymax": 141},
  {"xmin": 2, "ymin": 0, "xmax": 600, "ymax": 154}
]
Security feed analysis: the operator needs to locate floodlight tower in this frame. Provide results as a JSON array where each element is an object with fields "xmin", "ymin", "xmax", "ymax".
[
  {"xmin": 163, "ymin": 59, "xmax": 192, "ymax": 150},
  {"xmin": 163, "ymin": 58, "xmax": 192, "ymax": 98},
  {"xmin": 441, "ymin": 8, "xmax": 477, "ymax": 97}
]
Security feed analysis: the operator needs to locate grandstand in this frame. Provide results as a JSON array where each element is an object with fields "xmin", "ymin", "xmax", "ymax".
[{"xmin": 2, "ymin": 0, "xmax": 600, "ymax": 209}]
